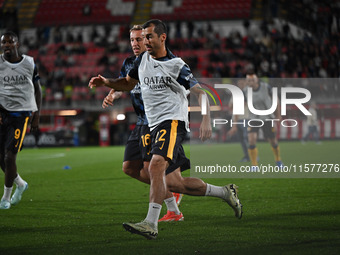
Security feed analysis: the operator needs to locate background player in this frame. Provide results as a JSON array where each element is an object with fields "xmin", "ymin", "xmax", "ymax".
[
  {"xmin": 228, "ymin": 71, "xmax": 283, "ymax": 169},
  {"xmin": 301, "ymin": 102, "xmax": 320, "ymax": 144},
  {"xmin": 0, "ymin": 31, "xmax": 42, "ymax": 209},
  {"xmin": 89, "ymin": 19, "xmax": 242, "ymax": 239},
  {"xmin": 245, "ymin": 70, "xmax": 283, "ymax": 169}
]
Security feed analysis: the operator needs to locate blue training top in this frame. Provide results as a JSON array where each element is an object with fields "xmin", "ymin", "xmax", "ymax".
[{"xmin": 119, "ymin": 55, "xmax": 148, "ymax": 125}]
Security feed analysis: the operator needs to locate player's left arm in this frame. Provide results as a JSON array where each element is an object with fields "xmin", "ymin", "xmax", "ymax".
[
  {"xmin": 31, "ymin": 66, "xmax": 42, "ymax": 132},
  {"xmin": 190, "ymin": 83, "xmax": 212, "ymax": 141},
  {"xmin": 178, "ymin": 63, "xmax": 212, "ymax": 141}
]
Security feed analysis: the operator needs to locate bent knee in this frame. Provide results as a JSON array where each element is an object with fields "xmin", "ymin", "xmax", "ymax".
[
  {"xmin": 122, "ymin": 161, "xmax": 141, "ymax": 178},
  {"xmin": 123, "ymin": 167, "xmax": 137, "ymax": 178},
  {"xmin": 149, "ymin": 155, "xmax": 168, "ymax": 172}
]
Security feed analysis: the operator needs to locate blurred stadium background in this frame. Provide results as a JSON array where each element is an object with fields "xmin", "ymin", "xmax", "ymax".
[
  {"xmin": 1, "ymin": 1, "xmax": 340, "ymax": 254},
  {"xmin": 0, "ymin": 0, "xmax": 339, "ymax": 147}
]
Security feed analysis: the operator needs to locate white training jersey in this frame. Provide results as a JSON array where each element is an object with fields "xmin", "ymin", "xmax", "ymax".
[
  {"xmin": 136, "ymin": 52, "xmax": 190, "ymax": 131},
  {"xmin": 307, "ymin": 108, "xmax": 318, "ymax": 126},
  {"xmin": 0, "ymin": 54, "xmax": 38, "ymax": 112}
]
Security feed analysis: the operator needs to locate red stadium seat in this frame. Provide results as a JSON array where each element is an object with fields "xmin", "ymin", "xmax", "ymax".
[
  {"xmin": 151, "ymin": 0, "xmax": 252, "ymax": 21},
  {"xmin": 34, "ymin": 0, "xmax": 134, "ymax": 26}
]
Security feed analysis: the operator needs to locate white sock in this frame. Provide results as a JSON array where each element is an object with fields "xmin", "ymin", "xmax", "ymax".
[
  {"xmin": 14, "ymin": 174, "xmax": 26, "ymax": 187},
  {"xmin": 164, "ymin": 197, "xmax": 181, "ymax": 215},
  {"xmin": 2, "ymin": 185, "xmax": 13, "ymax": 201},
  {"xmin": 205, "ymin": 184, "xmax": 225, "ymax": 198},
  {"xmin": 145, "ymin": 203, "xmax": 162, "ymax": 227}
]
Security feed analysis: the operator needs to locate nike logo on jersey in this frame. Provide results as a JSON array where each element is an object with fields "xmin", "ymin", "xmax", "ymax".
[
  {"xmin": 159, "ymin": 142, "xmax": 165, "ymax": 150},
  {"xmin": 153, "ymin": 64, "xmax": 160, "ymax": 68}
]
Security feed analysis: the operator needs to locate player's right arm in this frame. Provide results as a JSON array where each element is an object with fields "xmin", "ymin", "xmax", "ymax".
[{"xmin": 88, "ymin": 74, "xmax": 138, "ymax": 91}]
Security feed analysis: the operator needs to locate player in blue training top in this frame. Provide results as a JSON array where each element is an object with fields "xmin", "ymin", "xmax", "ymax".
[
  {"xmin": 0, "ymin": 31, "xmax": 42, "ymax": 209},
  {"xmin": 102, "ymin": 25, "xmax": 187, "ymax": 222},
  {"xmin": 89, "ymin": 19, "xmax": 243, "ymax": 240}
]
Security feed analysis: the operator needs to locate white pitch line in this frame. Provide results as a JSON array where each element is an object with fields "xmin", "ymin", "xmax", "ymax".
[
  {"xmin": 35, "ymin": 153, "xmax": 66, "ymax": 160},
  {"xmin": 19, "ymin": 153, "xmax": 65, "ymax": 160}
]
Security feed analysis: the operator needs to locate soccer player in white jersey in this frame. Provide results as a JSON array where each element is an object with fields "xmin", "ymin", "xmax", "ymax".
[
  {"xmin": 0, "ymin": 31, "xmax": 42, "ymax": 209},
  {"xmin": 102, "ymin": 25, "xmax": 186, "ymax": 222},
  {"xmin": 89, "ymin": 19, "xmax": 242, "ymax": 239}
]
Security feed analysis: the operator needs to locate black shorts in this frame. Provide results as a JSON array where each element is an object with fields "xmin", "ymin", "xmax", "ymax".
[
  {"xmin": 247, "ymin": 120, "xmax": 276, "ymax": 139},
  {"xmin": 124, "ymin": 123, "xmax": 190, "ymax": 175},
  {"xmin": 123, "ymin": 125, "xmax": 150, "ymax": 162},
  {"xmin": 0, "ymin": 112, "xmax": 30, "ymax": 153},
  {"xmin": 150, "ymin": 120, "xmax": 189, "ymax": 172},
  {"xmin": 165, "ymin": 144, "xmax": 190, "ymax": 175}
]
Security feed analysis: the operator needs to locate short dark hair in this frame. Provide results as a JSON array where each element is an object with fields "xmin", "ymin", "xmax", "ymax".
[
  {"xmin": 2, "ymin": 31, "xmax": 18, "ymax": 41},
  {"xmin": 246, "ymin": 68, "xmax": 255, "ymax": 76},
  {"xmin": 142, "ymin": 19, "xmax": 167, "ymax": 36}
]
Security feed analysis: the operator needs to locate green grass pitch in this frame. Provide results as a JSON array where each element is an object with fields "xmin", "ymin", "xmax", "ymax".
[{"xmin": 0, "ymin": 141, "xmax": 339, "ymax": 254}]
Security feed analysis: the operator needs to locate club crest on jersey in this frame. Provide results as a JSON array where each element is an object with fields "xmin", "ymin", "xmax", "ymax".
[{"xmin": 143, "ymin": 76, "xmax": 172, "ymax": 90}]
